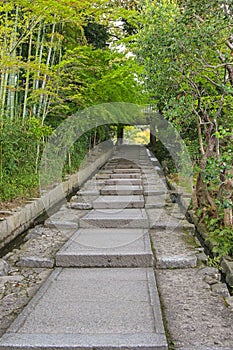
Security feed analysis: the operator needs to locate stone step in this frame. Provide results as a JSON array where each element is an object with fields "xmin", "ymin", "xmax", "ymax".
[
  {"xmin": 80, "ymin": 209, "xmax": 148, "ymax": 228},
  {"xmin": 139, "ymin": 165, "xmax": 153, "ymax": 169},
  {"xmin": 99, "ymin": 169, "xmax": 114, "ymax": 174},
  {"xmin": 110, "ymin": 173, "xmax": 141, "ymax": 179},
  {"xmin": 69, "ymin": 202, "xmax": 93, "ymax": 210},
  {"xmin": 107, "ymin": 160, "xmax": 138, "ymax": 164},
  {"xmin": 77, "ymin": 189, "xmax": 100, "ymax": 196},
  {"xmin": 104, "ymin": 165, "xmax": 140, "ymax": 170},
  {"xmin": 56, "ymin": 228, "xmax": 153, "ymax": 267},
  {"xmin": 98, "ymin": 178, "xmax": 142, "ymax": 186},
  {"xmin": 0, "ymin": 268, "xmax": 167, "ymax": 349},
  {"xmin": 145, "ymin": 196, "xmax": 166, "ymax": 209},
  {"xmin": 144, "ymin": 189, "xmax": 167, "ymax": 196},
  {"xmin": 146, "ymin": 208, "xmax": 195, "ymax": 232},
  {"xmin": 96, "ymin": 174, "xmax": 111, "ymax": 180},
  {"xmin": 93, "ymin": 195, "xmax": 144, "ymax": 209},
  {"xmin": 142, "ymin": 171, "xmax": 160, "ymax": 177},
  {"xmin": 142, "ymin": 173, "xmax": 161, "ymax": 179},
  {"xmin": 150, "ymin": 229, "xmax": 198, "ymax": 269},
  {"xmin": 44, "ymin": 210, "xmax": 81, "ymax": 230},
  {"xmin": 113, "ymin": 168, "xmax": 141, "ymax": 174},
  {"xmin": 100, "ymin": 185, "xmax": 143, "ymax": 195}
]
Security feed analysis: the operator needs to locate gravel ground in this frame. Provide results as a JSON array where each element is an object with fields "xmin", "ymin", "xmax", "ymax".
[
  {"xmin": 156, "ymin": 265, "xmax": 233, "ymax": 349},
  {"xmin": 0, "ymin": 207, "xmax": 81, "ymax": 336},
  {"xmin": 0, "ymin": 266, "xmax": 51, "ymax": 336}
]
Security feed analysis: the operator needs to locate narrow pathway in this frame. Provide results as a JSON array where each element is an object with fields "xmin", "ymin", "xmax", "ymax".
[{"xmin": 0, "ymin": 145, "xmax": 232, "ymax": 350}]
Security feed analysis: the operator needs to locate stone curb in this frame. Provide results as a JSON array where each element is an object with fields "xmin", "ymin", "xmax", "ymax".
[
  {"xmin": 0, "ymin": 142, "xmax": 114, "ymax": 250},
  {"xmin": 168, "ymin": 179, "xmax": 233, "ymax": 291},
  {"xmin": 188, "ymin": 211, "xmax": 233, "ymax": 289},
  {"xmin": 166, "ymin": 180, "xmax": 192, "ymax": 210},
  {"xmin": 220, "ymin": 256, "xmax": 233, "ymax": 287}
]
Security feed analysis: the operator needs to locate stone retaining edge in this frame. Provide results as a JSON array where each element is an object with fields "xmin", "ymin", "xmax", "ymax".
[
  {"xmin": 167, "ymin": 179, "xmax": 233, "ymax": 290},
  {"xmin": 0, "ymin": 142, "xmax": 114, "ymax": 250}
]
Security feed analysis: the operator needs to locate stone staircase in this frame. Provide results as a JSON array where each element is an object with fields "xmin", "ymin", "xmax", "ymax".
[
  {"xmin": 0, "ymin": 145, "xmax": 169, "ymax": 349},
  {"xmin": 1, "ymin": 145, "xmax": 232, "ymax": 350},
  {"xmin": 0, "ymin": 146, "xmax": 196, "ymax": 350}
]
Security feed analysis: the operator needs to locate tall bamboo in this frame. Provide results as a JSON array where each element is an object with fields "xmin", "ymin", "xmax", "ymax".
[
  {"xmin": 33, "ymin": 22, "xmax": 45, "ymax": 116},
  {"xmin": 9, "ymin": 6, "xmax": 20, "ymax": 119},
  {"xmin": 22, "ymin": 31, "xmax": 33, "ymax": 122},
  {"xmin": 37, "ymin": 21, "xmax": 56, "ymax": 121}
]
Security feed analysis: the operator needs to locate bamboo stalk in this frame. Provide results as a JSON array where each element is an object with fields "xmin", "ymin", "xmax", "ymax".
[
  {"xmin": 22, "ymin": 32, "xmax": 33, "ymax": 122},
  {"xmin": 33, "ymin": 22, "xmax": 44, "ymax": 116},
  {"xmin": 37, "ymin": 21, "xmax": 56, "ymax": 120}
]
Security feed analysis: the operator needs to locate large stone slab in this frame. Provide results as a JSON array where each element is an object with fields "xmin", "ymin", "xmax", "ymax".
[
  {"xmin": 147, "ymin": 208, "xmax": 195, "ymax": 232},
  {"xmin": 0, "ymin": 268, "xmax": 167, "ymax": 350},
  {"xmin": 100, "ymin": 185, "xmax": 143, "ymax": 195},
  {"xmin": 80, "ymin": 209, "xmax": 148, "ymax": 228},
  {"xmin": 56, "ymin": 228, "xmax": 153, "ymax": 267},
  {"xmin": 93, "ymin": 195, "xmax": 144, "ymax": 209}
]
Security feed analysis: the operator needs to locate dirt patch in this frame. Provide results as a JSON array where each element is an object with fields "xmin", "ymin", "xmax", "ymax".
[{"xmin": 0, "ymin": 191, "xmax": 40, "ymax": 220}]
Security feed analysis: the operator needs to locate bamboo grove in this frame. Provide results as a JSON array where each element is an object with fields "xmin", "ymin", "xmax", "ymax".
[{"xmin": 0, "ymin": 0, "xmax": 144, "ymax": 200}]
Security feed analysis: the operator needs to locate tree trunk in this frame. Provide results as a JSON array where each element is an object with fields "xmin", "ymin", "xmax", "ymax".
[
  {"xmin": 117, "ymin": 124, "xmax": 124, "ymax": 144},
  {"xmin": 149, "ymin": 119, "xmax": 157, "ymax": 149},
  {"xmin": 219, "ymin": 167, "xmax": 233, "ymax": 228},
  {"xmin": 195, "ymin": 134, "xmax": 218, "ymax": 216}
]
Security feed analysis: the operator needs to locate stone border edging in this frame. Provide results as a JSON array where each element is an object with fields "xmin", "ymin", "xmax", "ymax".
[
  {"xmin": 167, "ymin": 178, "xmax": 233, "ymax": 291},
  {"xmin": 0, "ymin": 142, "xmax": 114, "ymax": 250}
]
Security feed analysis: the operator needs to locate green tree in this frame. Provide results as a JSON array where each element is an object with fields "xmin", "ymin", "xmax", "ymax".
[{"xmin": 136, "ymin": 0, "xmax": 233, "ymax": 254}]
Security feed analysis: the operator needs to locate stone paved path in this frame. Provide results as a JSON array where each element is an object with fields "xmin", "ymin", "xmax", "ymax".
[{"xmin": 0, "ymin": 145, "xmax": 233, "ymax": 350}]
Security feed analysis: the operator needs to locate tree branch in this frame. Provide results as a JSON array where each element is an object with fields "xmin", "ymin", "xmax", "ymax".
[{"xmin": 219, "ymin": 50, "xmax": 233, "ymax": 86}]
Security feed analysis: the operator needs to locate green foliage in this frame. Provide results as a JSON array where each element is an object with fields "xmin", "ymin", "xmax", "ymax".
[
  {"xmin": 207, "ymin": 256, "xmax": 221, "ymax": 269},
  {"xmin": 150, "ymin": 140, "xmax": 176, "ymax": 175},
  {"xmin": 54, "ymin": 45, "xmax": 148, "ymax": 117},
  {"xmin": 206, "ymin": 216, "xmax": 233, "ymax": 257},
  {"xmin": 0, "ymin": 0, "xmax": 148, "ymax": 204},
  {"xmin": 0, "ymin": 118, "xmax": 40, "ymax": 201},
  {"xmin": 136, "ymin": 0, "xmax": 233, "ymax": 256},
  {"xmin": 84, "ymin": 20, "xmax": 109, "ymax": 49},
  {"xmin": 124, "ymin": 126, "xmax": 150, "ymax": 144}
]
